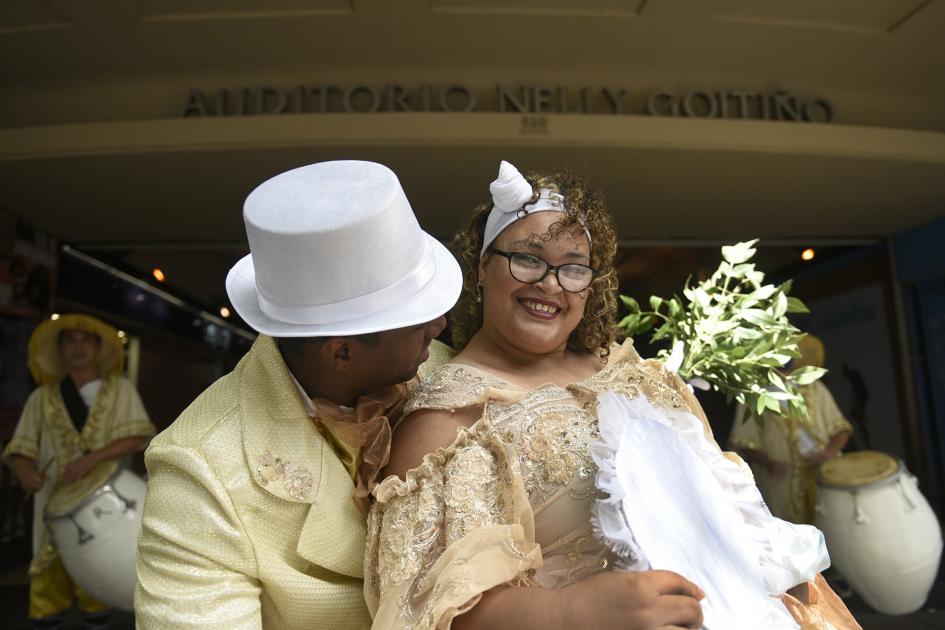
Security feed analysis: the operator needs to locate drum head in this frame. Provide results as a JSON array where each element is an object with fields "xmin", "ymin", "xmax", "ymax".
[
  {"xmin": 46, "ymin": 460, "xmax": 119, "ymax": 518},
  {"xmin": 818, "ymin": 451, "xmax": 899, "ymax": 488}
]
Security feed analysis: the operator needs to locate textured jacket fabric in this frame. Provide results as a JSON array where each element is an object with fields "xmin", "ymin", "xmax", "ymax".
[{"xmin": 134, "ymin": 335, "xmax": 371, "ymax": 629}]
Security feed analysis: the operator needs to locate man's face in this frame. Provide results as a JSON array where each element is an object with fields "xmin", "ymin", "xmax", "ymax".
[
  {"xmin": 59, "ymin": 329, "xmax": 101, "ymax": 372},
  {"xmin": 353, "ymin": 316, "xmax": 447, "ymax": 390}
]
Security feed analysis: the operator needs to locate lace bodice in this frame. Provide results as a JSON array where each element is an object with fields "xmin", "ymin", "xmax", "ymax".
[{"xmin": 365, "ymin": 341, "xmax": 710, "ymax": 628}]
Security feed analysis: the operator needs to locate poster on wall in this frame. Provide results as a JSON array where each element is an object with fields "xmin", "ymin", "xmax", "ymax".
[{"xmin": 795, "ymin": 283, "xmax": 905, "ymax": 459}]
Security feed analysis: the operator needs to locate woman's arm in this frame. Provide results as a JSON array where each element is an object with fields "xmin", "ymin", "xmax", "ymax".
[
  {"xmin": 454, "ymin": 571, "xmax": 704, "ymax": 630},
  {"xmin": 386, "ymin": 406, "xmax": 480, "ymax": 480}
]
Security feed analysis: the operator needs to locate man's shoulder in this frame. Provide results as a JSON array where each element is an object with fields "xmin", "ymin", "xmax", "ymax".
[{"xmin": 149, "ymin": 371, "xmax": 242, "ymax": 451}]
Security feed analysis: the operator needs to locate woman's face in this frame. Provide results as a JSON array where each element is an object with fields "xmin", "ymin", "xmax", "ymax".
[{"xmin": 478, "ymin": 211, "xmax": 591, "ymax": 355}]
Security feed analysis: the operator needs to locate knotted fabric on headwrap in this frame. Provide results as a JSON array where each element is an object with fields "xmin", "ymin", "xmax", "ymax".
[
  {"xmin": 480, "ymin": 160, "xmax": 591, "ymax": 257},
  {"xmin": 312, "ymin": 382, "xmax": 409, "ymax": 513}
]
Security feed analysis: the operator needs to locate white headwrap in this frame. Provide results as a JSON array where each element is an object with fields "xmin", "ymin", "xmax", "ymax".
[{"xmin": 480, "ymin": 160, "xmax": 591, "ymax": 257}]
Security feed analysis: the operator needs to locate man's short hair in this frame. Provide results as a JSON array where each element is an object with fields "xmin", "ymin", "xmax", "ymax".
[{"xmin": 276, "ymin": 332, "xmax": 381, "ymax": 360}]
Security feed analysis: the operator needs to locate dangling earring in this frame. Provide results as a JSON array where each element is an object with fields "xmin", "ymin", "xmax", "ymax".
[{"xmin": 476, "ymin": 282, "xmax": 483, "ymax": 303}]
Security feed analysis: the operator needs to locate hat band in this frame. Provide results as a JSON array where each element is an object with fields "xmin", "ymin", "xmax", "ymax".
[{"xmin": 256, "ymin": 240, "xmax": 438, "ymax": 327}]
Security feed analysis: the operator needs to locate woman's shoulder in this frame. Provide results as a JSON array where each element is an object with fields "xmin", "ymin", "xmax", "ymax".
[{"xmin": 406, "ymin": 361, "xmax": 518, "ymax": 415}]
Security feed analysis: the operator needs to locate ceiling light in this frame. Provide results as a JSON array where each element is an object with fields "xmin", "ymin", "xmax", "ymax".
[
  {"xmin": 801, "ymin": 248, "xmax": 815, "ymax": 261},
  {"xmin": 152, "ymin": 268, "xmax": 166, "ymax": 282}
]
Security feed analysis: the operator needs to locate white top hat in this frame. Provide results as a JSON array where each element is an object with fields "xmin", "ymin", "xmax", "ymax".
[{"xmin": 226, "ymin": 160, "xmax": 462, "ymax": 337}]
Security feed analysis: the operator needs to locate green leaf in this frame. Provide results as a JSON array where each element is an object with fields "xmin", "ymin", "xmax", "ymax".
[
  {"xmin": 620, "ymin": 295, "xmax": 640, "ymax": 312},
  {"xmin": 636, "ymin": 315, "xmax": 656, "ymax": 335},
  {"xmin": 619, "ymin": 314, "xmax": 641, "ymax": 333},
  {"xmin": 786, "ymin": 297, "xmax": 809, "ymax": 314},
  {"xmin": 721, "ymin": 240, "xmax": 758, "ymax": 265},
  {"xmin": 693, "ymin": 287, "xmax": 711, "ymax": 309},
  {"xmin": 740, "ymin": 309, "xmax": 776, "ymax": 326},
  {"xmin": 773, "ymin": 292, "xmax": 788, "ymax": 319},
  {"xmin": 649, "ymin": 295, "xmax": 663, "ymax": 311},
  {"xmin": 755, "ymin": 394, "xmax": 768, "ymax": 416},
  {"xmin": 747, "ymin": 285, "xmax": 777, "ymax": 301},
  {"xmin": 792, "ymin": 366, "xmax": 827, "ymax": 386}
]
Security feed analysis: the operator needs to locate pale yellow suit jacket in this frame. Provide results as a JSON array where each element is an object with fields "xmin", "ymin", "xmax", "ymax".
[{"xmin": 134, "ymin": 336, "xmax": 371, "ymax": 629}]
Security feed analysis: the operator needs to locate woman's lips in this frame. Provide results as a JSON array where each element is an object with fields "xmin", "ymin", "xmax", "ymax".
[{"xmin": 518, "ymin": 298, "xmax": 561, "ymax": 320}]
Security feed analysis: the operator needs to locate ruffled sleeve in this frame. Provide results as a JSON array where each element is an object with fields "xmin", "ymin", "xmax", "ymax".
[{"xmin": 365, "ymin": 420, "xmax": 542, "ymax": 630}]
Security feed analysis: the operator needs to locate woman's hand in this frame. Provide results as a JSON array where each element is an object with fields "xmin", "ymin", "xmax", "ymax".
[{"xmin": 564, "ymin": 570, "xmax": 705, "ymax": 630}]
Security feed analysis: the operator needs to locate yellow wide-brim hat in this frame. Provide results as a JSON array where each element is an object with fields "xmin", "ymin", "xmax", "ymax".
[
  {"xmin": 28, "ymin": 314, "xmax": 124, "ymax": 385},
  {"xmin": 792, "ymin": 333, "xmax": 825, "ymax": 372}
]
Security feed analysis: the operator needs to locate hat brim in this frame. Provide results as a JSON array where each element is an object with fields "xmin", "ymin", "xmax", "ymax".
[
  {"xmin": 226, "ymin": 234, "xmax": 462, "ymax": 337},
  {"xmin": 28, "ymin": 314, "xmax": 124, "ymax": 385}
]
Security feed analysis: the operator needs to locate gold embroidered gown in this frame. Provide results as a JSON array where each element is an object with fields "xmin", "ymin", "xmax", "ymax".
[{"xmin": 364, "ymin": 340, "xmax": 861, "ymax": 630}]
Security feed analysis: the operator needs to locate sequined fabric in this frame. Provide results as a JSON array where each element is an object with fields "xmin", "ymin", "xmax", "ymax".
[
  {"xmin": 366, "ymin": 339, "xmax": 859, "ymax": 630},
  {"xmin": 135, "ymin": 336, "xmax": 372, "ymax": 629}
]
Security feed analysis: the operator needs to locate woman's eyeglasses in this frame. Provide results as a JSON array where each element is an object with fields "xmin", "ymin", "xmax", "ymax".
[{"xmin": 488, "ymin": 248, "xmax": 597, "ymax": 293}]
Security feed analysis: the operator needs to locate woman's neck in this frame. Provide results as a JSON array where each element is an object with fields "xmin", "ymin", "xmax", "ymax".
[{"xmin": 456, "ymin": 328, "xmax": 599, "ymax": 388}]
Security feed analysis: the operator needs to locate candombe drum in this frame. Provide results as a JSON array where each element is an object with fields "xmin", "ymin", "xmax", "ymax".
[
  {"xmin": 815, "ymin": 450, "xmax": 942, "ymax": 615},
  {"xmin": 44, "ymin": 460, "xmax": 148, "ymax": 611}
]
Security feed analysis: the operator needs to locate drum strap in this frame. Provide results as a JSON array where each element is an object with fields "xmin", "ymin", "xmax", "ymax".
[{"xmin": 59, "ymin": 377, "xmax": 89, "ymax": 432}]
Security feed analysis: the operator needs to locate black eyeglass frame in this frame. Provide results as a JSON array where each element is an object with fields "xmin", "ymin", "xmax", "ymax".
[{"xmin": 487, "ymin": 248, "xmax": 598, "ymax": 293}]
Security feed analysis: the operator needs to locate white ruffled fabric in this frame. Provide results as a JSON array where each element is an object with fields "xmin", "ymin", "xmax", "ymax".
[{"xmin": 591, "ymin": 392, "xmax": 830, "ymax": 630}]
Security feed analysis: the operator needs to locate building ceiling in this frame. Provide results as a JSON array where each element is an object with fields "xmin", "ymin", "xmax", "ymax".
[{"xmin": 1, "ymin": 0, "xmax": 943, "ymax": 315}]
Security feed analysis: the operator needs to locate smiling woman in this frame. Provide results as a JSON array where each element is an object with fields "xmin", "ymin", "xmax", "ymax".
[
  {"xmin": 366, "ymin": 160, "xmax": 861, "ymax": 630},
  {"xmin": 448, "ymin": 164, "xmax": 619, "ymax": 361}
]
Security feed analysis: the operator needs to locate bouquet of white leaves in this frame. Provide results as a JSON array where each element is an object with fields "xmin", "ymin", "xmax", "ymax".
[{"xmin": 618, "ymin": 240, "xmax": 825, "ymax": 420}]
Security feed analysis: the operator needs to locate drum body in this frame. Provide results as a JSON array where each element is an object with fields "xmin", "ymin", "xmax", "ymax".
[
  {"xmin": 45, "ymin": 467, "xmax": 147, "ymax": 611},
  {"xmin": 815, "ymin": 451, "xmax": 942, "ymax": 615}
]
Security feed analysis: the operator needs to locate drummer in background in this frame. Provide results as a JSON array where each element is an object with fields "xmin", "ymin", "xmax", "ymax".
[
  {"xmin": 2, "ymin": 314, "xmax": 155, "ymax": 630},
  {"xmin": 729, "ymin": 334, "xmax": 852, "ymax": 524}
]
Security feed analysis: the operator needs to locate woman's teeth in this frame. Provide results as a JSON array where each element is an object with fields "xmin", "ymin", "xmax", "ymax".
[{"xmin": 522, "ymin": 300, "xmax": 559, "ymax": 314}]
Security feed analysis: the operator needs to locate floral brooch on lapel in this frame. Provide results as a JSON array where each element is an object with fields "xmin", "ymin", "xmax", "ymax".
[{"xmin": 255, "ymin": 449, "xmax": 314, "ymax": 501}]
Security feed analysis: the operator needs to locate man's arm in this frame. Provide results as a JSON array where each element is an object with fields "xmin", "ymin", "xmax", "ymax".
[
  {"xmin": 135, "ymin": 444, "xmax": 262, "ymax": 630},
  {"xmin": 805, "ymin": 430, "xmax": 851, "ymax": 468},
  {"xmin": 737, "ymin": 447, "xmax": 790, "ymax": 478},
  {"xmin": 9, "ymin": 454, "xmax": 45, "ymax": 493},
  {"xmin": 62, "ymin": 436, "xmax": 147, "ymax": 484}
]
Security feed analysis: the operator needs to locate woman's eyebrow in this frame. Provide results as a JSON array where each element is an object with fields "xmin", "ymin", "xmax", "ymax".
[{"xmin": 509, "ymin": 238, "xmax": 544, "ymax": 250}]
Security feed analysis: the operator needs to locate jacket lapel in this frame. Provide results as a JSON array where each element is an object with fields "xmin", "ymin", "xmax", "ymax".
[{"xmin": 239, "ymin": 335, "xmax": 366, "ymax": 578}]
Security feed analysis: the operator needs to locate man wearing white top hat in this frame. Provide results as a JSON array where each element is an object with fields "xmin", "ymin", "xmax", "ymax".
[{"xmin": 134, "ymin": 160, "xmax": 463, "ymax": 629}]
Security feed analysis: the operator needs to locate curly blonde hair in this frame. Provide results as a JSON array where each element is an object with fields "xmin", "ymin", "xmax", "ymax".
[{"xmin": 449, "ymin": 170, "xmax": 619, "ymax": 356}]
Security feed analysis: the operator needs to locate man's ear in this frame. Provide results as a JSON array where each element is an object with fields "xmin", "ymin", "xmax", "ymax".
[{"xmin": 320, "ymin": 338, "xmax": 352, "ymax": 371}]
